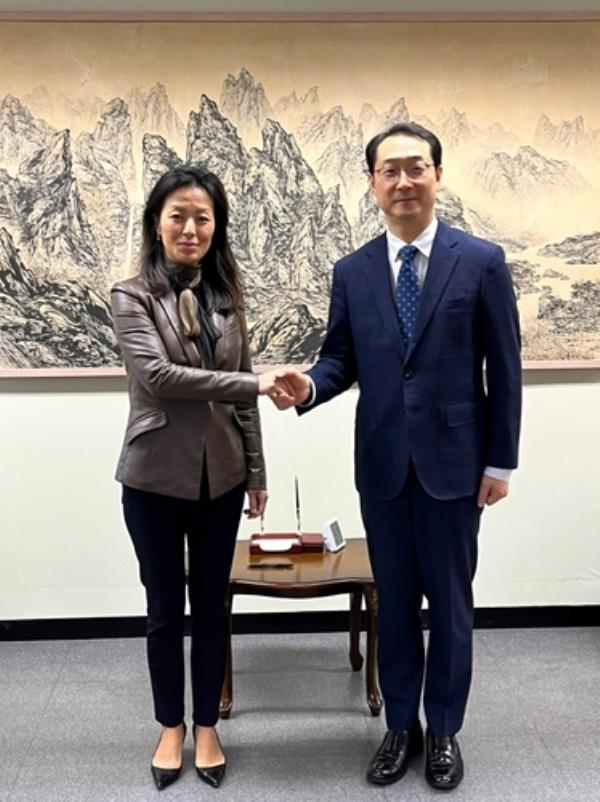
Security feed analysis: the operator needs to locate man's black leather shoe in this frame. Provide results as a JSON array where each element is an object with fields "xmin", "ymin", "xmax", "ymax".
[
  {"xmin": 366, "ymin": 722, "xmax": 424, "ymax": 785},
  {"xmin": 425, "ymin": 728, "xmax": 463, "ymax": 791}
]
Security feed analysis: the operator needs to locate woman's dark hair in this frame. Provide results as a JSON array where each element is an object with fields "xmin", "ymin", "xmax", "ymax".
[
  {"xmin": 140, "ymin": 164, "xmax": 243, "ymax": 308},
  {"xmin": 365, "ymin": 122, "xmax": 443, "ymax": 173}
]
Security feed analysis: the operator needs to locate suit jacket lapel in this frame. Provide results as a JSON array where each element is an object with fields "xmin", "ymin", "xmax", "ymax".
[
  {"xmin": 157, "ymin": 291, "xmax": 203, "ymax": 368},
  {"xmin": 362, "ymin": 233, "xmax": 406, "ymax": 361},
  {"xmin": 406, "ymin": 221, "xmax": 460, "ymax": 360}
]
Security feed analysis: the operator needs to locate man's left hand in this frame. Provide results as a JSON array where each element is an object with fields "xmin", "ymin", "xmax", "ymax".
[{"xmin": 477, "ymin": 475, "xmax": 509, "ymax": 508}]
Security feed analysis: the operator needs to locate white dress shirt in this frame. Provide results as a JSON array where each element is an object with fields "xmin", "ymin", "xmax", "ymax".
[{"xmin": 387, "ymin": 217, "xmax": 438, "ymax": 291}]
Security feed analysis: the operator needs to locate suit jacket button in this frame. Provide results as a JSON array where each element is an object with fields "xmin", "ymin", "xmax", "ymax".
[{"xmin": 403, "ymin": 368, "xmax": 413, "ymax": 379}]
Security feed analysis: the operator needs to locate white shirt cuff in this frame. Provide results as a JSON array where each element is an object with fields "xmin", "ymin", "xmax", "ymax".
[
  {"xmin": 484, "ymin": 466, "xmax": 512, "ymax": 482},
  {"xmin": 297, "ymin": 376, "xmax": 316, "ymax": 408}
]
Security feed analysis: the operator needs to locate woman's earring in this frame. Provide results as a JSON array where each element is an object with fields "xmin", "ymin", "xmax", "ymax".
[{"xmin": 156, "ymin": 231, "xmax": 161, "ymax": 241}]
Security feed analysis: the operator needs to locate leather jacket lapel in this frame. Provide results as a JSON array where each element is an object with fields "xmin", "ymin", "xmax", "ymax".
[{"xmin": 157, "ymin": 291, "xmax": 203, "ymax": 368}]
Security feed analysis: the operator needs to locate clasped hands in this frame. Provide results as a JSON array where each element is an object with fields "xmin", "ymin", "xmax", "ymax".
[{"xmin": 257, "ymin": 368, "xmax": 311, "ymax": 410}]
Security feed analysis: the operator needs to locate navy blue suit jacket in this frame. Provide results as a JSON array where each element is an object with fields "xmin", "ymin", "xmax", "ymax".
[{"xmin": 303, "ymin": 221, "xmax": 522, "ymax": 501}]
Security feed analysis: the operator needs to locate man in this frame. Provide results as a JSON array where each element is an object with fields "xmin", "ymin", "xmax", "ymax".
[{"xmin": 273, "ymin": 122, "xmax": 521, "ymax": 791}]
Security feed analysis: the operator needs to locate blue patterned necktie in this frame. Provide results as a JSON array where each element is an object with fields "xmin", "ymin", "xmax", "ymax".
[{"xmin": 395, "ymin": 245, "xmax": 420, "ymax": 349}]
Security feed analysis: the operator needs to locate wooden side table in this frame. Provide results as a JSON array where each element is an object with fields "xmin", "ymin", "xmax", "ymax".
[{"xmin": 219, "ymin": 538, "xmax": 382, "ymax": 718}]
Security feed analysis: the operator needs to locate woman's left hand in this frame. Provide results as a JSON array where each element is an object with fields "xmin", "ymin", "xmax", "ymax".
[{"xmin": 244, "ymin": 489, "xmax": 268, "ymax": 518}]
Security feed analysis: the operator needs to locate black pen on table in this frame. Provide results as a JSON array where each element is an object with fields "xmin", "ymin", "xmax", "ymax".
[{"xmin": 295, "ymin": 475, "xmax": 302, "ymax": 535}]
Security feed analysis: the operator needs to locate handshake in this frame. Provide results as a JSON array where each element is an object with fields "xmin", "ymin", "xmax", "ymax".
[{"xmin": 257, "ymin": 368, "xmax": 312, "ymax": 410}]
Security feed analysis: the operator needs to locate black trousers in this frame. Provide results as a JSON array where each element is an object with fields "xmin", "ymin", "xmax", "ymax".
[
  {"xmin": 360, "ymin": 465, "xmax": 482, "ymax": 736},
  {"xmin": 122, "ymin": 481, "xmax": 245, "ymax": 727}
]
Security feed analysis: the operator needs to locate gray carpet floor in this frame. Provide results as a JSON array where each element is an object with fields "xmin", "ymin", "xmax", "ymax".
[{"xmin": 1, "ymin": 627, "xmax": 598, "ymax": 801}]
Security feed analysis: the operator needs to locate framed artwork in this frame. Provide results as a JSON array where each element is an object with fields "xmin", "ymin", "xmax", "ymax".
[{"xmin": 0, "ymin": 16, "xmax": 599, "ymax": 375}]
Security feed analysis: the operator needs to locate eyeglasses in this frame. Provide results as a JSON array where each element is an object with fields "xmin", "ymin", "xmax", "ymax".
[{"xmin": 373, "ymin": 163, "xmax": 434, "ymax": 183}]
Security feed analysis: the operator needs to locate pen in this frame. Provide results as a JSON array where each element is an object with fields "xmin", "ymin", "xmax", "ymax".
[
  {"xmin": 295, "ymin": 475, "xmax": 301, "ymax": 534},
  {"xmin": 247, "ymin": 561, "xmax": 293, "ymax": 570}
]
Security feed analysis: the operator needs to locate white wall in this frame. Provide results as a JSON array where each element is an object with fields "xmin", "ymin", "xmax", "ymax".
[
  {"xmin": 1, "ymin": 0, "xmax": 599, "ymax": 620},
  {"xmin": 1, "ymin": 371, "xmax": 599, "ymax": 620}
]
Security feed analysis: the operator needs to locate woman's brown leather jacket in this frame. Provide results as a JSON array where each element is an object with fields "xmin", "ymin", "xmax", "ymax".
[{"xmin": 111, "ymin": 276, "xmax": 266, "ymax": 500}]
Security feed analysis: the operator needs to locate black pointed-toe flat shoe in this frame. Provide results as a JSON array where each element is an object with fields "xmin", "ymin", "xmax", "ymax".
[
  {"xmin": 366, "ymin": 721, "xmax": 424, "ymax": 786},
  {"xmin": 194, "ymin": 725, "xmax": 227, "ymax": 789},
  {"xmin": 425, "ymin": 728, "xmax": 463, "ymax": 791},
  {"xmin": 195, "ymin": 763, "xmax": 227, "ymax": 788},
  {"xmin": 151, "ymin": 722, "xmax": 187, "ymax": 792},
  {"xmin": 151, "ymin": 764, "xmax": 181, "ymax": 792}
]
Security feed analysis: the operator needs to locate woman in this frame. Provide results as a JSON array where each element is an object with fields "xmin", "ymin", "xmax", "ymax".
[{"xmin": 111, "ymin": 165, "xmax": 285, "ymax": 790}]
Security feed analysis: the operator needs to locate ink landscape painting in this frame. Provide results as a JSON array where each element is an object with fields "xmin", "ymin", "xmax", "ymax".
[{"xmin": 0, "ymin": 20, "xmax": 599, "ymax": 371}]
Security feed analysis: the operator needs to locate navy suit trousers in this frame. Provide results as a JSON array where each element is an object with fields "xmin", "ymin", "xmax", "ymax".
[
  {"xmin": 122, "ymin": 481, "xmax": 245, "ymax": 727},
  {"xmin": 360, "ymin": 465, "xmax": 482, "ymax": 736}
]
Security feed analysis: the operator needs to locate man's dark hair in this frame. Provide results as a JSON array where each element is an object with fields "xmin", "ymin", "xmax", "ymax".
[
  {"xmin": 140, "ymin": 164, "xmax": 243, "ymax": 308},
  {"xmin": 365, "ymin": 122, "xmax": 443, "ymax": 173}
]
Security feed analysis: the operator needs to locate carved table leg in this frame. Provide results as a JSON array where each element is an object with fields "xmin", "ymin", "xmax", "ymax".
[
  {"xmin": 349, "ymin": 591, "xmax": 364, "ymax": 671},
  {"xmin": 364, "ymin": 584, "xmax": 382, "ymax": 717},
  {"xmin": 219, "ymin": 587, "xmax": 233, "ymax": 719}
]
